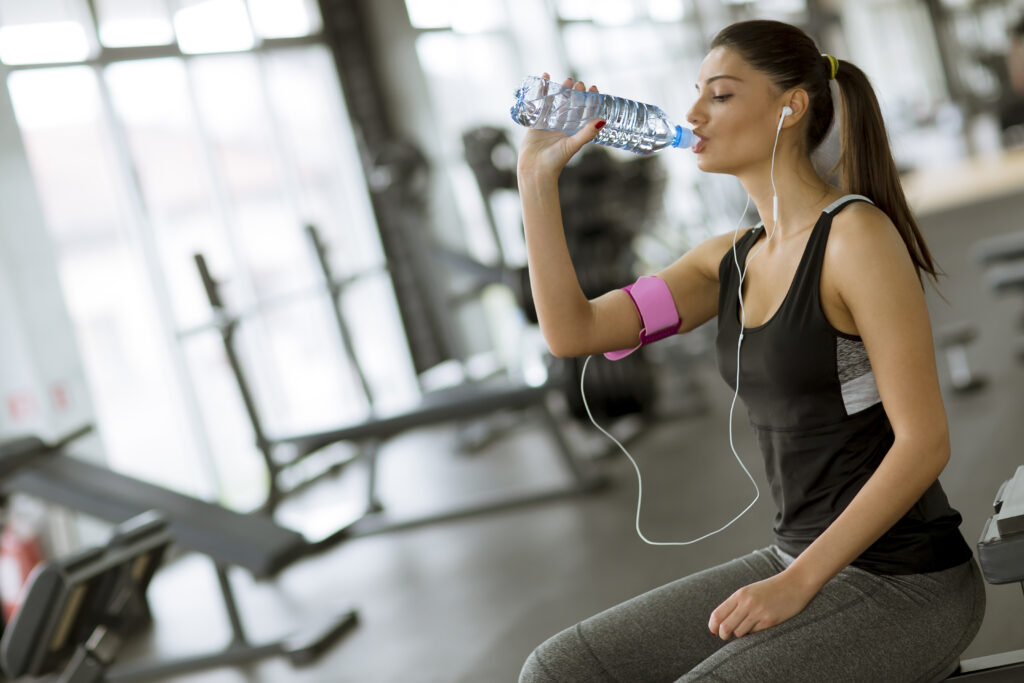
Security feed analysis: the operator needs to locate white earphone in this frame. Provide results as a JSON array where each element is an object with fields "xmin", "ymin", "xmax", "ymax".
[{"xmin": 770, "ymin": 106, "xmax": 792, "ymax": 223}]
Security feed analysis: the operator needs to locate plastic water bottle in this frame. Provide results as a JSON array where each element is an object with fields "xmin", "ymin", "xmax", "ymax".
[{"xmin": 510, "ymin": 75, "xmax": 694, "ymax": 155}]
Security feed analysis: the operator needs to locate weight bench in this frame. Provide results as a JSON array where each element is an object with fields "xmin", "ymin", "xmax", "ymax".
[
  {"xmin": 272, "ymin": 374, "xmax": 607, "ymax": 543},
  {"xmin": 0, "ymin": 430, "xmax": 357, "ymax": 682},
  {"xmin": 943, "ymin": 465, "xmax": 1024, "ymax": 680},
  {"xmin": 187, "ymin": 237, "xmax": 606, "ymax": 548}
]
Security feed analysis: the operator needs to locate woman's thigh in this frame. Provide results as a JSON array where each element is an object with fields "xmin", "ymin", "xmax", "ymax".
[
  {"xmin": 678, "ymin": 557, "xmax": 987, "ymax": 683},
  {"xmin": 519, "ymin": 547, "xmax": 789, "ymax": 683}
]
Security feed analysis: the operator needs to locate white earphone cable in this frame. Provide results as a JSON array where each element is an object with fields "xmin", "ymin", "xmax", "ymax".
[{"xmin": 578, "ymin": 109, "xmax": 789, "ymax": 546}]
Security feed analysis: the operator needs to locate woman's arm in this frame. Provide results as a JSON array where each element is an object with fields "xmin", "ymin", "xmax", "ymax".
[
  {"xmin": 783, "ymin": 203, "xmax": 950, "ymax": 590},
  {"xmin": 518, "ymin": 155, "xmax": 642, "ymax": 357},
  {"xmin": 709, "ymin": 204, "xmax": 951, "ymax": 640},
  {"xmin": 521, "ymin": 179, "xmax": 732, "ymax": 356},
  {"xmin": 518, "ymin": 76, "xmax": 729, "ymax": 357},
  {"xmin": 516, "ymin": 78, "xmax": 631, "ymax": 357}
]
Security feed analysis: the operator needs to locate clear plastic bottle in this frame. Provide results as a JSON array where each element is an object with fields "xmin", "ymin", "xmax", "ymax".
[{"xmin": 510, "ymin": 75, "xmax": 694, "ymax": 155}]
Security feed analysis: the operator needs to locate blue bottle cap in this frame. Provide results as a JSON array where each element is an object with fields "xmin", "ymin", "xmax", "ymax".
[{"xmin": 671, "ymin": 125, "xmax": 690, "ymax": 148}]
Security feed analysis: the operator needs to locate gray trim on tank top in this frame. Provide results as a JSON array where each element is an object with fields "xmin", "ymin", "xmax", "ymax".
[
  {"xmin": 826, "ymin": 195, "xmax": 880, "ymax": 415},
  {"xmin": 824, "ymin": 193, "xmax": 874, "ymax": 213},
  {"xmin": 837, "ymin": 336, "xmax": 882, "ymax": 415},
  {"xmin": 748, "ymin": 193, "xmax": 874, "ymax": 231}
]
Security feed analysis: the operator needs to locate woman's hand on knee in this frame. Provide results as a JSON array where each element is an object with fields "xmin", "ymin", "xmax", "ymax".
[{"xmin": 708, "ymin": 573, "xmax": 818, "ymax": 640}]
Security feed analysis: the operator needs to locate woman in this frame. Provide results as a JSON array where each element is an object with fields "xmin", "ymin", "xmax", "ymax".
[{"xmin": 516, "ymin": 19, "xmax": 985, "ymax": 683}]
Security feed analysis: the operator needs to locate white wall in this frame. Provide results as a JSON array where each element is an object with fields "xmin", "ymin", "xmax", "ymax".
[{"xmin": 0, "ymin": 66, "xmax": 95, "ymax": 445}]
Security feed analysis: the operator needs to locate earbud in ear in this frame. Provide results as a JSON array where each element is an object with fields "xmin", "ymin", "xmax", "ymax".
[{"xmin": 782, "ymin": 106, "xmax": 793, "ymax": 117}]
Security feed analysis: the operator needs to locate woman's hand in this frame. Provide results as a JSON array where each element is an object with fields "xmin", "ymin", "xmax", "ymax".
[
  {"xmin": 516, "ymin": 73, "xmax": 606, "ymax": 182},
  {"xmin": 707, "ymin": 570, "xmax": 820, "ymax": 640}
]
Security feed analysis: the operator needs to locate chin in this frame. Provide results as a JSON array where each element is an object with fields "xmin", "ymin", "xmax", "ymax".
[{"xmin": 694, "ymin": 155, "xmax": 735, "ymax": 176}]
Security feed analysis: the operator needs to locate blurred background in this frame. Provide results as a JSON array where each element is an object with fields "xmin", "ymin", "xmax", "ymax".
[{"xmin": 2, "ymin": 0, "xmax": 1024, "ymax": 681}]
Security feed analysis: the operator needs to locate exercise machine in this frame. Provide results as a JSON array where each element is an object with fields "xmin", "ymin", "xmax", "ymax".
[
  {"xmin": 0, "ymin": 429, "xmax": 358, "ymax": 681},
  {"xmin": 186, "ymin": 223, "xmax": 605, "ymax": 546},
  {"xmin": 944, "ymin": 464, "xmax": 1024, "ymax": 680},
  {"xmin": 0, "ymin": 510, "xmax": 170, "ymax": 682}
]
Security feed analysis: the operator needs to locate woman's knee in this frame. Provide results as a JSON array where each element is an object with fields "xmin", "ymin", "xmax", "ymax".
[
  {"xmin": 518, "ymin": 624, "xmax": 612, "ymax": 683},
  {"xmin": 519, "ymin": 647, "xmax": 555, "ymax": 683}
]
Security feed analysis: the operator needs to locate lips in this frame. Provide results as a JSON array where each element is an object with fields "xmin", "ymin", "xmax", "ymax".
[{"xmin": 693, "ymin": 136, "xmax": 707, "ymax": 153}]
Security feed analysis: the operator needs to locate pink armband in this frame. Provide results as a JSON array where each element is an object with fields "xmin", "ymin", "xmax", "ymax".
[{"xmin": 604, "ymin": 275, "xmax": 681, "ymax": 361}]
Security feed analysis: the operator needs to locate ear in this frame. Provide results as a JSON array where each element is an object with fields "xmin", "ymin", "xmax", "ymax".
[{"xmin": 779, "ymin": 88, "xmax": 810, "ymax": 128}]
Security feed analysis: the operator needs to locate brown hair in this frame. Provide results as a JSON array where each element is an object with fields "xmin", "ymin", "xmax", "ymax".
[{"xmin": 710, "ymin": 20, "xmax": 939, "ymax": 283}]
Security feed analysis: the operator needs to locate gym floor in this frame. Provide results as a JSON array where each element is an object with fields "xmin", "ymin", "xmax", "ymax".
[{"xmin": 121, "ymin": 191, "xmax": 1024, "ymax": 683}]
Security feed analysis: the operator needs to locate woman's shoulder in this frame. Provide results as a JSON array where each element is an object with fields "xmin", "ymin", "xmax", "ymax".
[
  {"xmin": 828, "ymin": 201, "xmax": 903, "ymax": 256},
  {"xmin": 826, "ymin": 201, "xmax": 916, "ymax": 285}
]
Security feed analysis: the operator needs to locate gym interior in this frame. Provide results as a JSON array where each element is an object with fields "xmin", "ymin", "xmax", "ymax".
[{"xmin": 2, "ymin": 0, "xmax": 1024, "ymax": 681}]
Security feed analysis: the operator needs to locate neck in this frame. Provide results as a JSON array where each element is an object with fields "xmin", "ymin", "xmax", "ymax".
[{"xmin": 737, "ymin": 143, "xmax": 835, "ymax": 240}]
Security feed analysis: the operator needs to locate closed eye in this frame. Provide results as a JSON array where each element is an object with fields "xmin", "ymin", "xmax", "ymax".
[{"xmin": 712, "ymin": 94, "xmax": 732, "ymax": 102}]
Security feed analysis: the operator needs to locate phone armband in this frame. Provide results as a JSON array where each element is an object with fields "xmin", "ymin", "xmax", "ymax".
[{"xmin": 603, "ymin": 275, "xmax": 681, "ymax": 361}]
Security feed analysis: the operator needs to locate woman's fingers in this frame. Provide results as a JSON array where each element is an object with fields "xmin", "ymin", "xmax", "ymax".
[
  {"xmin": 731, "ymin": 613, "xmax": 760, "ymax": 639},
  {"xmin": 561, "ymin": 117, "xmax": 606, "ymax": 158},
  {"xmin": 554, "ymin": 75, "xmax": 600, "ymax": 94}
]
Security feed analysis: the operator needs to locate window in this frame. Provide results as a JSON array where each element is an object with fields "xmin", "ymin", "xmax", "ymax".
[
  {"xmin": 94, "ymin": 0, "xmax": 175, "ymax": 47},
  {"xmin": 7, "ymin": 65, "xmax": 214, "ymax": 498},
  {"xmin": 0, "ymin": 0, "xmax": 97, "ymax": 64},
  {"xmin": 4, "ymin": 0, "xmax": 417, "ymax": 510},
  {"xmin": 407, "ymin": 0, "xmax": 716, "ymax": 276}
]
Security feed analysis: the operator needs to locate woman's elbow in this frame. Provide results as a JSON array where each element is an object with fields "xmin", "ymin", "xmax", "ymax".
[
  {"xmin": 544, "ymin": 335, "xmax": 579, "ymax": 358},
  {"xmin": 928, "ymin": 417, "xmax": 952, "ymax": 466},
  {"xmin": 935, "ymin": 427, "xmax": 952, "ymax": 467},
  {"xmin": 909, "ymin": 426, "xmax": 951, "ymax": 471},
  {"xmin": 538, "ymin": 312, "xmax": 593, "ymax": 358},
  {"xmin": 894, "ymin": 423, "xmax": 950, "ymax": 473}
]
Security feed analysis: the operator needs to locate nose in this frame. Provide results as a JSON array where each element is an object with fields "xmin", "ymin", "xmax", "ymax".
[{"xmin": 686, "ymin": 100, "xmax": 704, "ymax": 128}]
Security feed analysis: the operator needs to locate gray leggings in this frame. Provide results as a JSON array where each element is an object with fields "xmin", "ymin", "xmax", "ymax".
[{"xmin": 519, "ymin": 546, "xmax": 985, "ymax": 683}]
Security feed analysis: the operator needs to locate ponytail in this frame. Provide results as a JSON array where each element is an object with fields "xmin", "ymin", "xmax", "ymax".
[{"xmin": 833, "ymin": 59, "xmax": 940, "ymax": 283}]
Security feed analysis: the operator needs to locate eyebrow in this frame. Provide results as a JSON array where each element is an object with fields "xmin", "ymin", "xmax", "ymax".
[{"xmin": 695, "ymin": 74, "xmax": 743, "ymax": 90}]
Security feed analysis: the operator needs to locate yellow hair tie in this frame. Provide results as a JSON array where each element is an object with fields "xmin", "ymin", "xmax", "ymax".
[{"xmin": 822, "ymin": 53, "xmax": 839, "ymax": 80}]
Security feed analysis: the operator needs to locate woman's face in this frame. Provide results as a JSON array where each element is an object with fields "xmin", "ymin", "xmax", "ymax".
[{"xmin": 686, "ymin": 46, "xmax": 783, "ymax": 175}]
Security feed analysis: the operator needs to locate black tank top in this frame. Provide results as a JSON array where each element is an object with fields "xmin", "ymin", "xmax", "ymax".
[{"xmin": 716, "ymin": 194, "xmax": 972, "ymax": 574}]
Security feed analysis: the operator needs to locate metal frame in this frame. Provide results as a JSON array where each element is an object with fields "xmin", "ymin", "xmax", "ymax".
[
  {"xmin": 189, "ymin": 225, "xmax": 606, "ymax": 546},
  {"xmin": 106, "ymin": 563, "xmax": 357, "ymax": 683}
]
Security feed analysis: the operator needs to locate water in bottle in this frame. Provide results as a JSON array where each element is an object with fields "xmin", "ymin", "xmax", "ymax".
[{"xmin": 509, "ymin": 75, "xmax": 694, "ymax": 155}]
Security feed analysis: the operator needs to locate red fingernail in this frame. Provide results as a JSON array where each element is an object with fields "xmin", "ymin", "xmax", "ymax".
[{"xmin": 595, "ymin": 120, "xmax": 606, "ymax": 130}]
